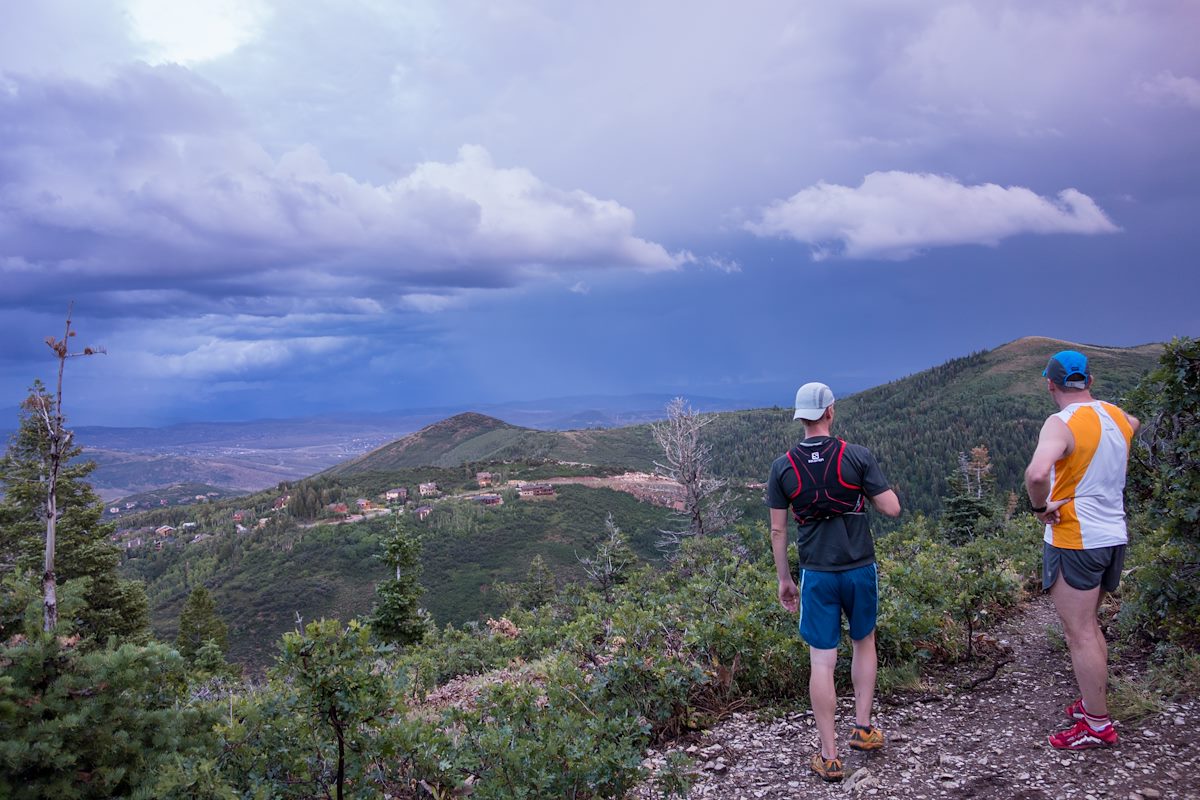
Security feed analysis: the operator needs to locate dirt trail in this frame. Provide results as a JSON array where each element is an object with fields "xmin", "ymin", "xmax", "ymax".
[{"xmin": 634, "ymin": 596, "xmax": 1198, "ymax": 799}]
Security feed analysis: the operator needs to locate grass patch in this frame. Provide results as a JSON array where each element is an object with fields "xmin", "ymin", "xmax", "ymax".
[
  {"xmin": 1107, "ymin": 676, "xmax": 1163, "ymax": 722},
  {"xmin": 1148, "ymin": 643, "xmax": 1200, "ymax": 700},
  {"xmin": 878, "ymin": 660, "xmax": 924, "ymax": 694}
]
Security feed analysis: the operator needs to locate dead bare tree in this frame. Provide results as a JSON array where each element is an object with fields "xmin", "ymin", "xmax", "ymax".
[
  {"xmin": 651, "ymin": 397, "xmax": 740, "ymax": 551},
  {"xmin": 31, "ymin": 304, "xmax": 104, "ymax": 631}
]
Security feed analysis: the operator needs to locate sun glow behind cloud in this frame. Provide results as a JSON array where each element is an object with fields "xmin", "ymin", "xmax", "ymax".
[{"xmin": 125, "ymin": 0, "xmax": 271, "ymax": 64}]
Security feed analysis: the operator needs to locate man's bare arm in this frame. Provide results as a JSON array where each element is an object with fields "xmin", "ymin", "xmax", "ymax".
[
  {"xmin": 770, "ymin": 507, "xmax": 798, "ymax": 613},
  {"xmin": 1025, "ymin": 416, "xmax": 1072, "ymax": 510},
  {"xmin": 869, "ymin": 489, "xmax": 901, "ymax": 518},
  {"xmin": 1124, "ymin": 410, "xmax": 1141, "ymax": 436}
]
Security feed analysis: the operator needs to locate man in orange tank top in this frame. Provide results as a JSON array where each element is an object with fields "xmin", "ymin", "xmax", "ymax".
[{"xmin": 1024, "ymin": 350, "xmax": 1140, "ymax": 751}]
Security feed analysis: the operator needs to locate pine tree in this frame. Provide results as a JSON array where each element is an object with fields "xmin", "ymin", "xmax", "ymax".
[
  {"xmin": 940, "ymin": 448, "xmax": 997, "ymax": 545},
  {"xmin": 520, "ymin": 554, "xmax": 557, "ymax": 608},
  {"xmin": 371, "ymin": 515, "xmax": 427, "ymax": 645},
  {"xmin": 175, "ymin": 585, "xmax": 229, "ymax": 661},
  {"xmin": 578, "ymin": 513, "xmax": 637, "ymax": 602},
  {"xmin": 0, "ymin": 382, "xmax": 149, "ymax": 644}
]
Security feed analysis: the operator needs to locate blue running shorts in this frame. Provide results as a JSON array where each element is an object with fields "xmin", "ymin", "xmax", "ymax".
[{"xmin": 798, "ymin": 562, "xmax": 878, "ymax": 650}]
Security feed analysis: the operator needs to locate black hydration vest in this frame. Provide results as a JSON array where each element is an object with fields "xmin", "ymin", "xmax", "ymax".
[{"xmin": 784, "ymin": 438, "xmax": 866, "ymax": 526}]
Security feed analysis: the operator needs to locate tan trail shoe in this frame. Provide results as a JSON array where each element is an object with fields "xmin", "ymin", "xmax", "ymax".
[
  {"xmin": 810, "ymin": 752, "xmax": 843, "ymax": 782},
  {"xmin": 848, "ymin": 724, "xmax": 884, "ymax": 751}
]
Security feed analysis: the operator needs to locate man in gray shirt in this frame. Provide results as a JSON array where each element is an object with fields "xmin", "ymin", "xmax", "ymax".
[{"xmin": 768, "ymin": 382, "xmax": 900, "ymax": 782}]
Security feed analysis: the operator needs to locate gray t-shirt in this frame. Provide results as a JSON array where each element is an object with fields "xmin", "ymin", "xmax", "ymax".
[{"xmin": 766, "ymin": 437, "xmax": 891, "ymax": 572}]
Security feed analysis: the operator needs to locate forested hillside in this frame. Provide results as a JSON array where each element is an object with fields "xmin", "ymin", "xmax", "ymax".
[
  {"xmin": 105, "ymin": 336, "xmax": 1160, "ymax": 666},
  {"xmin": 703, "ymin": 336, "xmax": 1161, "ymax": 515},
  {"xmin": 123, "ymin": 483, "xmax": 676, "ymax": 666},
  {"xmin": 335, "ymin": 337, "xmax": 1161, "ymax": 517}
]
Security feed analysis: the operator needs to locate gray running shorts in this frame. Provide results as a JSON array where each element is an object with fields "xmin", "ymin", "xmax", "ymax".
[{"xmin": 1042, "ymin": 541, "xmax": 1126, "ymax": 593}]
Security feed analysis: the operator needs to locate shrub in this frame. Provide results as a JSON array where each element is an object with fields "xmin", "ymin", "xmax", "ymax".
[
  {"xmin": 1122, "ymin": 337, "xmax": 1200, "ymax": 648},
  {"xmin": 876, "ymin": 515, "xmax": 1037, "ymax": 665},
  {"xmin": 455, "ymin": 654, "xmax": 649, "ymax": 799},
  {"xmin": 0, "ymin": 636, "xmax": 221, "ymax": 799}
]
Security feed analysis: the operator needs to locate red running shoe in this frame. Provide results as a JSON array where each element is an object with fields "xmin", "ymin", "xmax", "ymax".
[
  {"xmin": 1048, "ymin": 719, "xmax": 1118, "ymax": 750},
  {"xmin": 1064, "ymin": 697, "xmax": 1086, "ymax": 721}
]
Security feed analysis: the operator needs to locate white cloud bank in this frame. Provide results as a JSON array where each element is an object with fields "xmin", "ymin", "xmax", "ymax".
[
  {"xmin": 0, "ymin": 66, "xmax": 686, "ymax": 313},
  {"xmin": 150, "ymin": 335, "xmax": 353, "ymax": 379},
  {"xmin": 746, "ymin": 171, "xmax": 1119, "ymax": 260}
]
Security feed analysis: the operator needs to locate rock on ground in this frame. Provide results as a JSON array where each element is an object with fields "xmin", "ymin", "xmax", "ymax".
[{"xmin": 631, "ymin": 596, "xmax": 1198, "ymax": 799}]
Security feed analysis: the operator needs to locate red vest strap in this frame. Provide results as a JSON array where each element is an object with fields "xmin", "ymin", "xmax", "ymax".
[{"xmin": 785, "ymin": 449, "xmax": 804, "ymax": 499}]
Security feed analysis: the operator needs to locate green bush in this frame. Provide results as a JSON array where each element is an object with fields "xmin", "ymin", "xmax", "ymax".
[
  {"xmin": 1119, "ymin": 526, "xmax": 1200, "ymax": 647},
  {"xmin": 1122, "ymin": 337, "xmax": 1200, "ymax": 649},
  {"xmin": 7, "ymin": 506, "xmax": 1033, "ymax": 800},
  {"xmin": 455, "ymin": 654, "xmax": 649, "ymax": 799},
  {"xmin": 876, "ymin": 515, "xmax": 1038, "ymax": 665},
  {"xmin": 0, "ymin": 636, "xmax": 221, "ymax": 799}
]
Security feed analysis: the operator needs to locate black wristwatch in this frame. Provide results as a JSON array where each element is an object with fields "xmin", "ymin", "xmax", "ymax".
[{"xmin": 1030, "ymin": 504, "xmax": 1047, "ymax": 514}]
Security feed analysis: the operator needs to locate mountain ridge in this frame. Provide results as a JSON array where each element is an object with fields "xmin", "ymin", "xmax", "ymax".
[{"xmin": 331, "ymin": 336, "xmax": 1163, "ymax": 504}]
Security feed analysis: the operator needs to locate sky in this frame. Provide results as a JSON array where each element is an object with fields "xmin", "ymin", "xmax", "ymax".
[{"xmin": 1, "ymin": 1, "xmax": 1198, "ymax": 426}]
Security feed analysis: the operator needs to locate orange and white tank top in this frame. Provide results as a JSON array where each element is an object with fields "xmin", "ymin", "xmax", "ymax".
[{"xmin": 1045, "ymin": 401, "xmax": 1134, "ymax": 550}]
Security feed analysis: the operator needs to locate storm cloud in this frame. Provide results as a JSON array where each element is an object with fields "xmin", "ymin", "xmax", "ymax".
[
  {"xmin": 0, "ymin": 66, "xmax": 685, "ymax": 316},
  {"xmin": 0, "ymin": 1, "xmax": 1196, "ymax": 425}
]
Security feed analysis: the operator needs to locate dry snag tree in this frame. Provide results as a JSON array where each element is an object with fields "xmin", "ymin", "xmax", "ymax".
[
  {"xmin": 651, "ymin": 396, "xmax": 740, "ymax": 550},
  {"xmin": 32, "ymin": 305, "xmax": 104, "ymax": 631}
]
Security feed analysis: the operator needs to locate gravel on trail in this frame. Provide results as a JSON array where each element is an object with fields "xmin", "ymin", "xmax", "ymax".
[{"xmin": 632, "ymin": 596, "xmax": 1198, "ymax": 800}]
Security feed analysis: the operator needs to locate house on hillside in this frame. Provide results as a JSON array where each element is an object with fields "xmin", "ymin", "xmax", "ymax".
[
  {"xmin": 108, "ymin": 506, "xmax": 120, "ymax": 514},
  {"xmin": 518, "ymin": 482, "xmax": 556, "ymax": 499},
  {"xmin": 328, "ymin": 502, "xmax": 350, "ymax": 515},
  {"xmin": 155, "ymin": 525, "xmax": 176, "ymax": 536},
  {"xmin": 419, "ymin": 482, "xmax": 440, "ymax": 497},
  {"xmin": 355, "ymin": 498, "xmax": 372, "ymax": 511},
  {"xmin": 471, "ymin": 493, "xmax": 504, "ymax": 506},
  {"xmin": 232, "ymin": 510, "xmax": 247, "ymax": 523},
  {"xmin": 273, "ymin": 494, "xmax": 291, "ymax": 510},
  {"xmin": 414, "ymin": 505, "xmax": 433, "ymax": 521},
  {"xmin": 475, "ymin": 471, "xmax": 494, "ymax": 487},
  {"xmin": 384, "ymin": 487, "xmax": 408, "ymax": 503}
]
